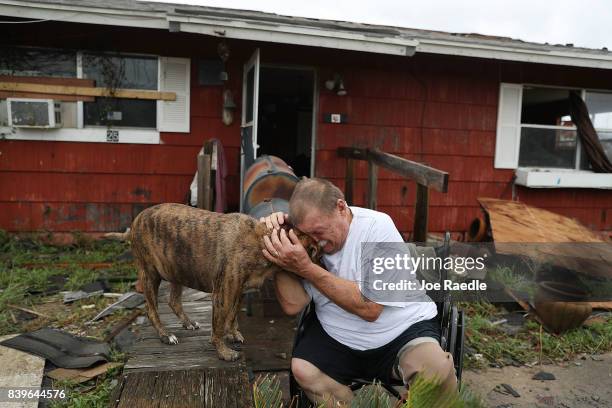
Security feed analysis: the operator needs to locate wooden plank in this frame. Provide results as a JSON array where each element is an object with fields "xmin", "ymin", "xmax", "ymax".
[
  {"xmin": 413, "ymin": 184, "xmax": 429, "ymax": 243},
  {"xmin": 345, "ymin": 158, "xmax": 354, "ymax": 205},
  {"xmin": 0, "ymin": 75, "xmax": 94, "ymax": 87},
  {"xmin": 367, "ymin": 161, "xmax": 378, "ymax": 210},
  {"xmin": 0, "ymin": 82, "xmax": 176, "ymax": 101},
  {"xmin": 337, "ymin": 147, "xmax": 449, "ymax": 192},
  {"xmin": 0, "ymin": 91, "xmax": 94, "ymax": 101}
]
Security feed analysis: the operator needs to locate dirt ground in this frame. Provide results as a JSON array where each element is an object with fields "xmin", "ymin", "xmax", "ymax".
[{"xmin": 463, "ymin": 352, "xmax": 612, "ymax": 408}]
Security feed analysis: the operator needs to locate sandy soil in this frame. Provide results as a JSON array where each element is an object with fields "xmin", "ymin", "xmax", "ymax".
[{"xmin": 463, "ymin": 353, "xmax": 612, "ymax": 408}]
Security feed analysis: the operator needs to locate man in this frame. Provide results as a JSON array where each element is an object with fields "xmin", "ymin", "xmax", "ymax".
[{"xmin": 261, "ymin": 178, "xmax": 456, "ymax": 406}]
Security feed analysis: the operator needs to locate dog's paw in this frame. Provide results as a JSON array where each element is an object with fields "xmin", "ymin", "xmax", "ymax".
[
  {"xmin": 223, "ymin": 330, "xmax": 244, "ymax": 344},
  {"xmin": 232, "ymin": 330, "xmax": 245, "ymax": 344},
  {"xmin": 218, "ymin": 349, "xmax": 240, "ymax": 361},
  {"xmin": 161, "ymin": 334, "xmax": 179, "ymax": 345},
  {"xmin": 183, "ymin": 321, "xmax": 200, "ymax": 330}
]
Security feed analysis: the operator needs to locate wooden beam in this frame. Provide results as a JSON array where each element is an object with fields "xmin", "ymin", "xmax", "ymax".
[
  {"xmin": 0, "ymin": 82, "xmax": 176, "ymax": 101},
  {"xmin": 0, "ymin": 91, "xmax": 94, "ymax": 102},
  {"xmin": 413, "ymin": 184, "xmax": 430, "ymax": 243},
  {"xmin": 344, "ymin": 158, "xmax": 354, "ymax": 205},
  {"xmin": 368, "ymin": 161, "xmax": 378, "ymax": 210},
  {"xmin": 337, "ymin": 147, "xmax": 448, "ymax": 193},
  {"xmin": 197, "ymin": 152, "xmax": 212, "ymax": 210},
  {"xmin": 0, "ymin": 75, "xmax": 94, "ymax": 87}
]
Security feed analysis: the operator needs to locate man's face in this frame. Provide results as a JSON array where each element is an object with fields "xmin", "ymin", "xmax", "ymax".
[{"xmin": 295, "ymin": 200, "xmax": 351, "ymax": 255}]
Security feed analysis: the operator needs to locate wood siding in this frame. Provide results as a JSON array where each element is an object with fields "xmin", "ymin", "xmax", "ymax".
[{"xmin": 1, "ymin": 22, "xmax": 610, "ymax": 237}]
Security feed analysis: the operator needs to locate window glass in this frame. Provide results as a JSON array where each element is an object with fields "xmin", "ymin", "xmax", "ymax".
[
  {"xmin": 586, "ymin": 92, "xmax": 612, "ymax": 130},
  {"xmin": 518, "ymin": 127, "xmax": 577, "ymax": 168},
  {"xmin": 83, "ymin": 54, "xmax": 157, "ymax": 128},
  {"xmin": 84, "ymin": 98, "xmax": 156, "ymax": 128},
  {"xmin": 0, "ymin": 46, "xmax": 76, "ymax": 77},
  {"xmin": 597, "ymin": 130, "xmax": 612, "ymax": 163},
  {"xmin": 521, "ymin": 87, "xmax": 577, "ymax": 126},
  {"xmin": 83, "ymin": 53, "xmax": 157, "ymax": 90}
]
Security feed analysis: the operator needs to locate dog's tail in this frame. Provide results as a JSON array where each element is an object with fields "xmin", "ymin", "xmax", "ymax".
[{"xmin": 104, "ymin": 228, "xmax": 131, "ymax": 242}]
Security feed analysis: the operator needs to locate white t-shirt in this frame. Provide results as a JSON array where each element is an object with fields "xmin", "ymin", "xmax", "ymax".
[{"xmin": 302, "ymin": 206, "xmax": 438, "ymax": 350}]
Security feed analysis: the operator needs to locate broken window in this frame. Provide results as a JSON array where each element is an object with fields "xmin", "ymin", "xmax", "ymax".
[
  {"xmin": 585, "ymin": 91, "xmax": 612, "ymax": 162},
  {"xmin": 518, "ymin": 87, "xmax": 583, "ymax": 169}
]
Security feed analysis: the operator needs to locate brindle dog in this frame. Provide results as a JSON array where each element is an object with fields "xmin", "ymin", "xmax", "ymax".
[{"xmin": 122, "ymin": 203, "xmax": 318, "ymax": 361}]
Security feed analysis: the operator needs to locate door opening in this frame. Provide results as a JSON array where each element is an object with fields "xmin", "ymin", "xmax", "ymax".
[{"xmin": 257, "ymin": 66, "xmax": 314, "ymax": 178}]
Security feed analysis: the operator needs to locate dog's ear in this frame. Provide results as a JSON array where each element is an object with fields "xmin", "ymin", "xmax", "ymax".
[{"xmin": 307, "ymin": 242, "xmax": 322, "ymax": 262}]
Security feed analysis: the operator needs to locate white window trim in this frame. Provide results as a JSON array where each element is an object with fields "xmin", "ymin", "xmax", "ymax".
[
  {"xmin": 496, "ymin": 83, "xmax": 612, "ymax": 189},
  {"xmin": 2, "ymin": 49, "xmax": 164, "ymax": 145},
  {"xmin": 515, "ymin": 167, "xmax": 612, "ymax": 189},
  {"xmin": 3, "ymin": 128, "xmax": 159, "ymax": 144}
]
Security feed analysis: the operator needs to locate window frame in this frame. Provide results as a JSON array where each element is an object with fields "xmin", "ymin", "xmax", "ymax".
[
  {"xmin": 1, "ymin": 48, "xmax": 171, "ymax": 144},
  {"xmin": 496, "ymin": 83, "xmax": 612, "ymax": 189},
  {"xmin": 518, "ymin": 84, "xmax": 584, "ymax": 170}
]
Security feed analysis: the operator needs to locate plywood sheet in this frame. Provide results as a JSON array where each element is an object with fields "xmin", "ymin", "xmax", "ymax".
[{"xmin": 478, "ymin": 198, "xmax": 612, "ymax": 279}]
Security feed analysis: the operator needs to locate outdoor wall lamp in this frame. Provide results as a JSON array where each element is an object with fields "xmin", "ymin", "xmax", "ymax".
[
  {"xmin": 222, "ymin": 89, "xmax": 236, "ymax": 126},
  {"xmin": 325, "ymin": 74, "xmax": 347, "ymax": 96}
]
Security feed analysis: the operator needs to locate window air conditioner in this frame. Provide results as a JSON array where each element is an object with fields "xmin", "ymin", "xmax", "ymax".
[{"xmin": 7, "ymin": 98, "xmax": 62, "ymax": 128}]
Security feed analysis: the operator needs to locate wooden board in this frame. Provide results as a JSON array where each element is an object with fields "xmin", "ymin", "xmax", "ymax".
[
  {"xmin": 0, "ymin": 82, "xmax": 176, "ymax": 101},
  {"xmin": 111, "ymin": 367, "xmax": 252, "ymax": 408},
  {"xmin": 478, "ymin": 198, "xmax": 612, "ymax": 279},
  {"xmin": 0, "ymin": 75, "xmax": 95, "ymax": 101}
]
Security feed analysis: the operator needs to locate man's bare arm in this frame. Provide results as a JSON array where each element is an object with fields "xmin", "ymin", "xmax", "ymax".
[
  {"xmin": 273, "ymin": 270, "xmax": 311, "ymax": 316},
  {"xmin": 300, "ymin": 262, "xmax": 383, "ymax": 322}
]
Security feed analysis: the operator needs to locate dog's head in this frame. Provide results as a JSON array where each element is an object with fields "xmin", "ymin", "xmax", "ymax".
[{"xmin": 279, "ymin": 224, "xmax": 322, "ymax": 263}]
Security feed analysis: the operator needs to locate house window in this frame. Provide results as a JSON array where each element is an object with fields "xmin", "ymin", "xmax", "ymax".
[
  {"xmin": 1, "ymin": 46, "xmax": 191, "ymax": 143},
  {"xmin": 585, "ymin": 91, "xmax": 612, "ymax": 162},
  {"xmin": 0, "ymin": 46, "xmax": 76, "ymax": 77},
  {"xmin": 82, "ymin": 53, "xmax": 158, "ymax": 128},
  {"xmin": 518, "ymin": 86, "xmax": 581, "ymax": 169}
]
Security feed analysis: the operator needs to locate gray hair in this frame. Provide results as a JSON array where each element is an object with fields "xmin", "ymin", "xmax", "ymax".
[{"xmin": 289, "ymin": 178, "xmax": 345, "ymax": 226}]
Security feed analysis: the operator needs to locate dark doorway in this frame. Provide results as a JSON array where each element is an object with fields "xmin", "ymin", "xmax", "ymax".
[{"xmin": 257, "ymin": 66, "xmax": 314, "ymax": 177}]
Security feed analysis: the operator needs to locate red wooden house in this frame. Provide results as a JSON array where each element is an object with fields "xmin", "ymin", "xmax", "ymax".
[{"xmin": 1, "ymin": 0, "xmax": 611, "ymax": 241}]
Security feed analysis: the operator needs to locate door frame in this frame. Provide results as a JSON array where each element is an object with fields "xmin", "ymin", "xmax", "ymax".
[{"xmin": 257, "ymin": 62, "xmax": 319, "ymax": 178}]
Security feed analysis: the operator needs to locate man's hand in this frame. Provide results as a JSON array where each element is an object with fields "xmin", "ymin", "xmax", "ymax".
[
  {"xmin": 263, "ymin": 228, "xmax": 313, "ymax": 276},
  {"xmin": 259, "ymin": 212, "xmax": 288, "ymax": 230}
]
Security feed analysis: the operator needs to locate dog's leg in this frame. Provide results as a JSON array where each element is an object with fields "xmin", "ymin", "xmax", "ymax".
[
  {"xmin": 226, "ymin": 317, "xmax": 244, "ymax": 344},
  {"xmin": 141, "ymin": 267, "xmax": 178, "ymax": 345},
  {"xmin": 168, "ymin": 282, "xmax": 200, "ymax": 330},
  {"xmin": 212, "ymin": 291, "xmax": 241, "ymax": 361}
]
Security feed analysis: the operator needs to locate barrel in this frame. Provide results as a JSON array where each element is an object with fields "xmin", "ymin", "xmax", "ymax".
[{"xmin": 242, "ymin": 155, "xmax": 299, "ymax": 215}]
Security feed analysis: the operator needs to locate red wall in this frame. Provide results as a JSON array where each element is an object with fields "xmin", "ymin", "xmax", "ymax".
[{"xmin": 1, "ymin": 22, "xmax": 610, "ymax": 238}]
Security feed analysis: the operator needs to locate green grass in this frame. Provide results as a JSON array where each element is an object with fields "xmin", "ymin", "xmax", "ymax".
[{"xmin": 463, "ymin": 301, "xmax": 612, "ymax": 369}]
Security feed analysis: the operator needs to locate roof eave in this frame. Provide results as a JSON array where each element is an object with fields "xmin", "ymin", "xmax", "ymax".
[{"xmin": 2, "ymin": 0, "xmax": 612, "ymax": 69}]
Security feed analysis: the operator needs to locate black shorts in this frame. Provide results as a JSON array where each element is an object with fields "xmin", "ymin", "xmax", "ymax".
[{"xmin": 292, "ymin": 312, "xmax": 441, "ymax": 385}]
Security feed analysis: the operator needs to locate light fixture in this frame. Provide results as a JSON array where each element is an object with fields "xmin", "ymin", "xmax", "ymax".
[{"xmin": 325, "ymin": 74, "xmax": 347, "ymax": 96}]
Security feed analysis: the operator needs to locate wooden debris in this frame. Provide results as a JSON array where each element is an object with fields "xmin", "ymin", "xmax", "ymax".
[
  {"xmin": 0, "ymin": 82, "xmax": 176, "ymax": 101},
  {"xmin": 478, "ymin": 198, "xmax": 612, "ymax": 279},
  {"xmin": 7, "ymin": 304, "xmax": 51, "ymax": 319}
]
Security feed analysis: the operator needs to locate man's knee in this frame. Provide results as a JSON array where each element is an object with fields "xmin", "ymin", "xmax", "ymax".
[
  {"xmin": 291, "ymin": 358, "xmax": 320, "ymax": 389},
  {"xmin": 399, "ymin": 342, "xmax": 456, "ymax": 388}
]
